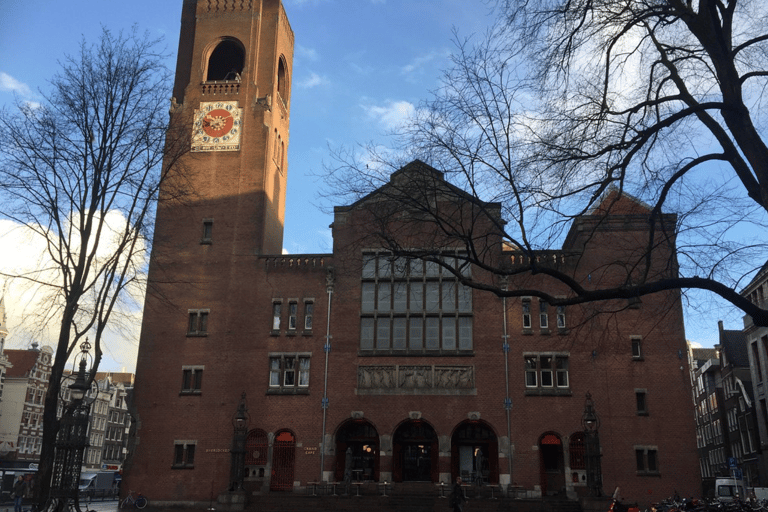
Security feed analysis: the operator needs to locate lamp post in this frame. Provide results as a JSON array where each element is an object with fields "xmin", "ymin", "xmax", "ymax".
[
  {"xmin": 229, "ymin": 392, "xmax": 249, "ymax": 492},
  {"xmin": 50, "ymin": 340, "xmax": 95, "ymax": 512},
  {"xmin": 582, "ymin": 392, "xmax": 603, "ymax": 497}
]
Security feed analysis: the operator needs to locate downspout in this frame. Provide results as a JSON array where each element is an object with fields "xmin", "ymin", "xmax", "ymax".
[
  {"xmin": 319, "ymin": 268, "xmax": 334, "ymax": 482},
  {"xmin": 501, "ymin": 279, "xmax": 513, "ymax": 487}
]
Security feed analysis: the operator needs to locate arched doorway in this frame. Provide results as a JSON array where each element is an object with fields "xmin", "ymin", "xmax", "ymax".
[
  {"xmin": 539, "ymin": 432, "xmax": 564, "ymax": 496},
  {"xmin": 270, "ymin": 430, "xmax": 295, "ymax": 491},
  {"xmin": 334, "ymin": 419, "xmax": 379, "ymax": 482},
  {"xmin": 392, "ymin": 420, "xmax": 438, "ymax": 482},
  {"xmin": 451, "ymin": 421, "xmax": 499, "ymax": 484},
  {"xmin": 244, "ymin": 429, "xmax": 268, "ymax": 478}
]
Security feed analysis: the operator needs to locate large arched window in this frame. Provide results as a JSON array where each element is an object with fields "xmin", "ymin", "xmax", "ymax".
[
  {"xmin": 277, "ymin": 56, "xmax": 289, "ymax": 102},
  {"xmin": 206, "ymin": 39, "xmax": 245, "ymax": 81}
]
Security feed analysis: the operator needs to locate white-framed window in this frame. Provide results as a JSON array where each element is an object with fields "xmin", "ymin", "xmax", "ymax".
[
  {"xmin": 360, "ymin": 251, "xmax": 472, "ymax": 353},
  {"xmin": 539, "ymin": 301, "xmax": 549, "ymax": 329},
  {"xmin": 522, "ymin": 298, "xmax": 532, "ymax": 330},
  {"xmin": 304, "ymin": 300, "xmax": 314, "ymax": 331},
  {"xmin": 631, "ymin": 336, "xmax": 642, "ymax": 359},
  {"xmin": 524, "ymin": 353, "xmax": 569, "ymax": 393},
  {"xmin": 556, "ymin": 306, "xmax": 566, "ymax": 330},
  {"xmin": 288, "ymin": 301, "xmax": 298, "ymax": 331},
  {"xmin": 181, "ymin": 366, "xmax": 204, "ymax": 394},
  {"xmin": 268, "ymin": 353, "xmax": 310, "ymax": 393},
  {"xmin": 187, "ymin": 309, "xmax": 209, "ymax": 336},
  {"xmin": 271, "ymin": 300, "xmax": 282, "ymax": 331},
  {"xmin": 173, "ymin": 440, "xmax": 197, "ymax": 469}
]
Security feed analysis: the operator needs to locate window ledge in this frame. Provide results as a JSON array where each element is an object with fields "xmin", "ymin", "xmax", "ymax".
[
  {"xmin": 200, "ymin": 239, "xmax": 212, "ymax": 245},
  {"xmin": 302, "ymin": 330, "xmax": 313, "ymax": 336},
  {"xmin": 636, "ymin": 471, "xmax": 660, "ymax": 477},
  {"xmin": 266, "ymin": 388, "xmax": 310, "ymax": 395},
  {"xmin": 632, "ymin": 356, "xmax": 644, "ymax": 362},
  {"xmin": 636, "ymin": 412, "xmax": 649, "ymax": 417},
  {"xmin": 558, "ymin": 328, "xmax": 569, "ymax": 335},
  {"xmin": 522, "ymin": 329, "xmax": 533, "ymax": 335},
  {"xmin": 270, "ymin": 330, "xmax": 281, "ymax": 337},
  {"xmin": 179, "ymin": 391, "xmax": 202, "ymax": 396},
  {"xmin": 539, "ymin": 328, "xmax": 550, "ymax": 335},
  {"xmin": 171, "ymin": 464, "xmax": 195, "ymax": 470},
  {"xmin": 286, "ymin": 331, "xmax": 297, "ymax": 337},
  {"xmin": 524, "ymin": 388, "xmax": 572, "ymax": 397},
  {"xmin": 186, "ymin": 333, "xmax": 208, "ymax": 338},
  {"xmin": 357, "ymin": 350, "xmax": 474, "ymax": 357}
]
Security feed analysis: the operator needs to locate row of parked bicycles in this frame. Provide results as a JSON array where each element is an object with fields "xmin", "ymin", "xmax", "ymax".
[{"xmin": 611, "ymin": 495, "xmax": 768, "ymax": 512}]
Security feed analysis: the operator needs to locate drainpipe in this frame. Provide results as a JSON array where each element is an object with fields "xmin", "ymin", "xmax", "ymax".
[
  {"xmin": 319, "ymin": 268, "xmax": 334, "ymax": 482},
  {"xmin": 501, "ymin": 279, "xmax": 513, "ymax": 486}
]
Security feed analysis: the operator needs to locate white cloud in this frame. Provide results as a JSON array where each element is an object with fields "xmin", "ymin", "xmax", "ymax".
[
  {"xmin": 298, "ymin": 72, "xmax": 329, "ymax": 89},
  {"xmin": 363, "ymin": 100, "xmax": 415, "ymax": 131},
  {"xmin": 0, "ymin": 72, "xmax": 34, "ymax": 98},
  {"xmin": 0, "ymin": 215, "xmax": 145, "ymax": 372},
  {"xmin": 296, "ymin": 45, "xmax": 320, "ymax": 62},
  {"xmin": 400, "ymin": 50, "xmax": 445, "ymax": 76}
]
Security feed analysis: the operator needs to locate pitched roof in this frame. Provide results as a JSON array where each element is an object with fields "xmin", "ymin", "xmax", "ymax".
[
  {"xmin": 4, "ymin": 349, "xmax": 41, "ymax": 378},
  {"xmin": 589, "ymin": 188, "xmax": 652, "ymax": 216}
]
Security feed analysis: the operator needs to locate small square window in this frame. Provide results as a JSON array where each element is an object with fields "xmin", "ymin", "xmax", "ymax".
[
  {"xmin": 181, "ymin": 367, "xmax": 203, "ymax": 394},
  {"xmin": 268, "ymin": 354, "xmax": 311, "ymax": 394},
  {"xmin": 187, "ymin": 310, "xmax": 209, "ymax": 336},
  {"xmin": 173, "ymin": 441, "xmax": 196, "ymax": 468},
  {"xmin": 635, "ymin": 446, "xmax": 659, "ymax": 474}
]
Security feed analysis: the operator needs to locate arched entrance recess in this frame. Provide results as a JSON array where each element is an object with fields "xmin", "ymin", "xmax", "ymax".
[
  {"xmin": 244, "ymin": 428, "xmax": 268, "ymax": 478},
  {"xmin": 270, "ymin": 430, "xmax": 296, "ymax": 491},
  {"xmin": 451, "ymin": 421, "xmax": 499, "ymax": 484},
  {"xmin": 334, "ymin": 419, "xmax": 379, "ymax": 482},
  {"xmin": 539, "ymin": 432, "xmax": 564, "ymax": 496},
  {"xmin": 392, "ymin": 419, "xmax": 438, "ymax": 482},
  {"xmin": 206, "ymin": 39, "xmax": 245, "ymax": 81}
]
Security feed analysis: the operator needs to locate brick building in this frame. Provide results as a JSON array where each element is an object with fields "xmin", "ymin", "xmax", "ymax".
[{"xmin": 123, "ymin": 0, "xmax": 700, "ymax": 508}]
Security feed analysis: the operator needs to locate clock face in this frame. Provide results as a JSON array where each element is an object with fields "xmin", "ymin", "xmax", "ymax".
[{"xmin": 192, "ymin": 101, "xmax": 243, "ymax": 152}]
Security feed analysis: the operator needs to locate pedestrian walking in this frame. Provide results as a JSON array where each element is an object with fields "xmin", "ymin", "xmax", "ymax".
[
  {"xmin": 12, "ymin": 476, "xmax": 26, "ymax": 512},
  {"xmin": 449, "ymin": 476, "xmax": 466, "ymax": 512}
]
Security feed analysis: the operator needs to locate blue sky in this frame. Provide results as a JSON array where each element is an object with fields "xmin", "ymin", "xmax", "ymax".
[{"xmin": 0, "ymin": 0, "xmax": 740, "ymax": 368}]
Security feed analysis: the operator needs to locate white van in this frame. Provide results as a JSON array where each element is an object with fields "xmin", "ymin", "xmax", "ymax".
[{"xmin": 716, "ymin": 478, "xmax": 747, "ymax": 502}]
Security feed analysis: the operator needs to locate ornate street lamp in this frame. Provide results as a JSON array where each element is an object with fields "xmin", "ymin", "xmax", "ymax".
[
  {"xmin": 582, "ymin": 392, "xmax": 603, "ymax": 497},
  {"xmin": 229, "ymin": 392, "xmax": 249, "ymax": 492},
  {"xmin": 50, "ymin": 340, "xmax": 96, "ymax": 512}
]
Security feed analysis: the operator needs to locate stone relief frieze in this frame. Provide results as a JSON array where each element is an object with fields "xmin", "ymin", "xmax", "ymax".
[{"xmin": 357, "ymin": 365, "xmax": 474, "ymax": 393}]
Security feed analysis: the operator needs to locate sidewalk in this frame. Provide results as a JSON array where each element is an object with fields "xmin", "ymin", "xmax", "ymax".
[{"xmin": 1, "ymin": 499, "xmax": 120, "ymax": 512}]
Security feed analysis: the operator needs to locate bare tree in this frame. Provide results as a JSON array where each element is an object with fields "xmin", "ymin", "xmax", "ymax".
[
  {"xmin": 0, "ymin": 27, "xmax": 187, "ymax": 504},
  {"xmin": 323, "ymin": 0, "xmax": 768, "ymax": 327}
]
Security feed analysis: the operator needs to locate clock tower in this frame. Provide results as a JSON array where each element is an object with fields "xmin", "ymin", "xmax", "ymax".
[
  {"xmin": 125, "ymin": 0, "xmax": 295, "ymax": 503},
  {"xmin": 167, "ymin": 0, "xmax": 293, "ymax": 255}
]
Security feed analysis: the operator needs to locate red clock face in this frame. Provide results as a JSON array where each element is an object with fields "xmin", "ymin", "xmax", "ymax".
[{"xmin": 202, "ymin": 109, "xmax": 235, "ymax": 138}]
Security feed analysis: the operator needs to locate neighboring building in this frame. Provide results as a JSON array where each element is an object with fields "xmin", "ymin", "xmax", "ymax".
[
  {"xmin": 0, "ymin": 296, "xmax": 14, "ymax": 441},
  {"xmin": 0, "ymin": 344, "xmax": 53, "ymax": 466},
  {"xmin": 689, "ymin": 345, "xmax": 720, "ymax": 491},
  {"xmin": 744, "ymin": 261, "xmax": 768, "ymax": 487},
  {"xmin": 96, "ymin": 373, "xmax": 133, "ymax": 472},
  {"xmin": 123, "ymin": 0, "xmax": 700, "ymax": 508}
]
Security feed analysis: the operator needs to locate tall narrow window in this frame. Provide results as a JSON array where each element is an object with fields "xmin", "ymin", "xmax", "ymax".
[
  {"xmin": 272, "ymin": 301, "xmax": 282, "ymax": 332},
  {"xmin": 539, "ymin": 301, "xmax": 549, "ymax": 329},
  {"xmin": 631, "ymin": 336, "xmax": 642, "ymax": 359},
  {"xmin": 304, "ymin": 301, "xmax": 314, "ymax": 331},
  {"xmin": 201, "ymin": 219, "xmax": 213, "ymax": 244},
  {"xmin": 287, "ymin": 301, "xmax": 298, "ymax": 331},
  {"xmin": 636, "ymin": 390, "xmax": 648, "ymax": 415},
  {"xmin": 522, "ymin": 298, "xmax": 532, "ymax": 330},
  {"xmin": 556, "ymin": 306, "xmax": 566, "ymax": 330}
]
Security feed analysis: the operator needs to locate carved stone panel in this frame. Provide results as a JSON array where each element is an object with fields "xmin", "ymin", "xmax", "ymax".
[{"xmin": 357, "ymin": 365, "xmax": 475, "ymax": 395}]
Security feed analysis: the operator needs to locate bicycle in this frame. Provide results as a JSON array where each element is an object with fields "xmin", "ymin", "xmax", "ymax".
[{"xmin": 120, "ymin": 491, "xmax": 148, "ymax": 509}]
